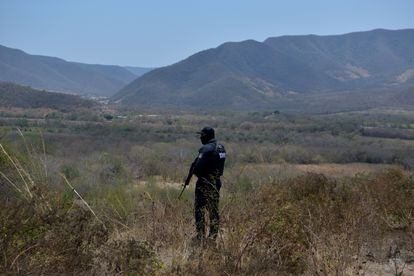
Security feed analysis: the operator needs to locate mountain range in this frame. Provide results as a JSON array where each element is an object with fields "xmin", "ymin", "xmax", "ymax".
[
  {"xmin": 0, "ymin": 45, "xmax": 152, "ymax": 97},
  {"xmin": 112, "ymin": 28, "xmax": 414, "ymax": 110}
]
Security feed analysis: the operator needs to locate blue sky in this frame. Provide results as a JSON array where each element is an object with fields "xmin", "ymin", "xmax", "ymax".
[{"xmin": 1, "ymin": 0, "xmax": 413, "ymax": 67}]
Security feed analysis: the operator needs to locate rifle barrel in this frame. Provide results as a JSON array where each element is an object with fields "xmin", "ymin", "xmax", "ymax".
[{"xmin": 178, "ymin": 184, "xmax": 186, "ymax": 199}]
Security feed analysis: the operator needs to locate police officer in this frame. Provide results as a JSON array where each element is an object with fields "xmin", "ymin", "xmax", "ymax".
[{"xmin": 189, "ymin": 127, "xmax": 226, "ymax": 242}]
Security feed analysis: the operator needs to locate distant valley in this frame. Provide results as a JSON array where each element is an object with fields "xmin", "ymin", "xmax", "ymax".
[
  {"xmin": 0, "ymin": 45, "xmax": 153, "ymax": 97},
  {"xmin": 1, "ymin": 29, "xmax": 414, "ymax": 113}
]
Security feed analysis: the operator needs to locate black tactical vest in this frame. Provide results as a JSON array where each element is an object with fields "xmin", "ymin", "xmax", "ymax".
[{"xmin": 193, "ymin": 139, "xmax": 226, "ymax": 178}]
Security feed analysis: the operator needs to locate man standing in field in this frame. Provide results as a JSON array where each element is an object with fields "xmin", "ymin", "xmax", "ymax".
[{"xmin": 185, "ymin": 127, "xmax": 226, "ymax": 243}]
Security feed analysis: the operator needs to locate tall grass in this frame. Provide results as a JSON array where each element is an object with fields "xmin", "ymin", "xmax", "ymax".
[{"xmin": 0, "ymin": 132, "xmax": 160, "ymax": 274}]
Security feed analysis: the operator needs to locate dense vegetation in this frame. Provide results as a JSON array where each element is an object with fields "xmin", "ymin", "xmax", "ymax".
[{"xmin": 1, "ymin": 107, "xmax": 414, "ymax": 274}]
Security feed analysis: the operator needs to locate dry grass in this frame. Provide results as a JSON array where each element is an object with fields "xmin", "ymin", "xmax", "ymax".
[{"xmin": 1, "ymin": 135, "xmax": 414, "ymax": 274}]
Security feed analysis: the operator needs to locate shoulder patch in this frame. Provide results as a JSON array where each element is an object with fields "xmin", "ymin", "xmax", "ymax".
[{"xmin": 219, "ymin": 152, "xmax": 226, "ymax": 159}]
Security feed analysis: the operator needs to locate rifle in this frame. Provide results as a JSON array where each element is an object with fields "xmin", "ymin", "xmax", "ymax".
[{"xmin": 178, "ymin": 161, "xmax": 195, "ymax": 199}]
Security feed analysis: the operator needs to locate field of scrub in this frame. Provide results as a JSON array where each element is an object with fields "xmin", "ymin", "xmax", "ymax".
[{"xmin": 1, "ymin": 107, "xmax": 414, "ymax": 274}]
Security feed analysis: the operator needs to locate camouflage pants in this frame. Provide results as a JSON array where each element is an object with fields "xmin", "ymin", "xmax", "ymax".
[{"xmin": 195, "ymin": 178, "xmax": 221, "ymax": 240}]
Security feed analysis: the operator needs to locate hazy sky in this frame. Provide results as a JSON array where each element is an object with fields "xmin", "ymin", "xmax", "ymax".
[{"xmin": 1, "ymin": 0, "xmax": 413, "ymax": 67}]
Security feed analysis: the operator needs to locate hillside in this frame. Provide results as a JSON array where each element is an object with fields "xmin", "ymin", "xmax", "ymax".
[
  {"xmin": 113, "ymin": 29, "xmax": 414, "ymax": 110},
  {"xmin": 0, "ymin": 82, "xmax": 96, "ymax": 110},
  {"xmin": 0, "ymin": 45, "xmax": 151, "ymax": 97}
]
